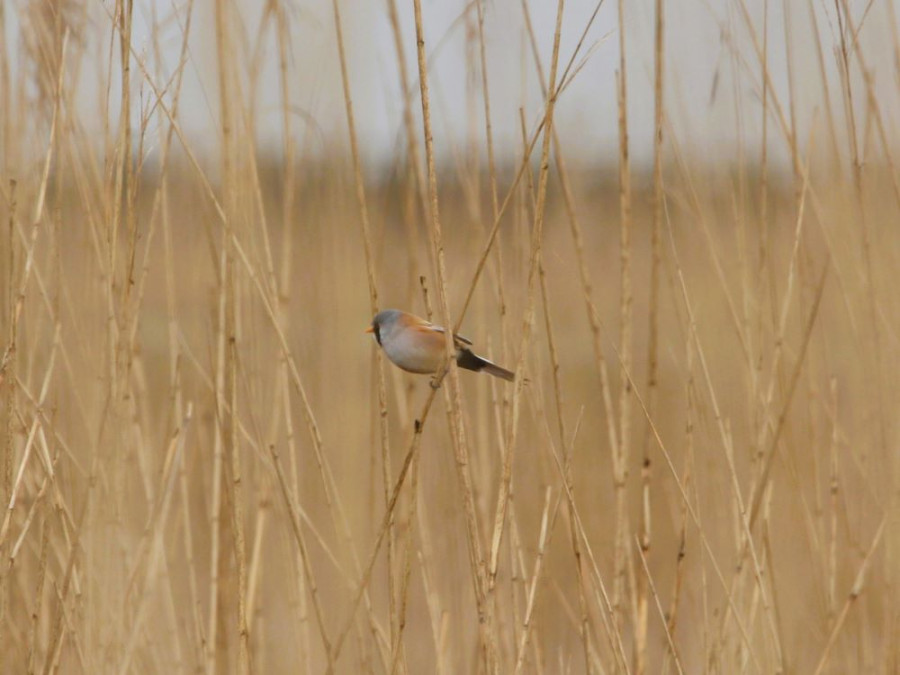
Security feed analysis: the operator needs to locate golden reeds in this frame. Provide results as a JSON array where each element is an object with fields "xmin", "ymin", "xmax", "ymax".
[{"xmin": 0, "ymin": 0, "xmax": 898, "ymax": 672}]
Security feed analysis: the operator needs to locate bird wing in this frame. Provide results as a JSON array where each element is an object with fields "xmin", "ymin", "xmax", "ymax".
[{"xmin": 411, "ymin": 322, "xmax": 473, "ymax": 347}]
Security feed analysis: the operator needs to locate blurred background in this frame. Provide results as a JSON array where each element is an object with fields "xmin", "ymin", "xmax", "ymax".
[{"xmin": 1, "ymin": 0, "xmax": 899, "ymax": 673}]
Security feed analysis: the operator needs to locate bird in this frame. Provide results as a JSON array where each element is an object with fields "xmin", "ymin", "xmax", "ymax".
[{"xmin": 366, "ymin": 309, "xmax": 515, "ymax": 382}]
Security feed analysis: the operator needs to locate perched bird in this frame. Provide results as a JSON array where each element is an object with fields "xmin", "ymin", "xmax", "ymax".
[{"xmin": 366, "ymin": 309, "xmax": 514, "ymax": 382}]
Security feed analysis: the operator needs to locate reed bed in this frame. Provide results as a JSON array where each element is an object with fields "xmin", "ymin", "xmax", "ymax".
[{"xmin": 1, "ymin": 0, "xmax": 899, "ymax": 672}]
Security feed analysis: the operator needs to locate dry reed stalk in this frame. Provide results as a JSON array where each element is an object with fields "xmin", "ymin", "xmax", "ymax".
[
  {"xmin": 411, "ymin": 4, "xmax": 497, "ymax": 670},
  {"xmin": 8, "ymin": 29, "xmax": 64, "ymax": 338},
  {"xmin": 0, "ymin": 333, "xmax": 59, "ymax": 553},
  {"xmin": 172, "ymin": 344, "xmax": 353, "ymax": 628},
  {"xmin": 111, "ymin": 0, "xmax": 132, "ymax": 311},
  {"xmin": 0, "ymin": 1, "xmax": 897, "ymax": 671},
  {"xmin": 751, "ymin": 142, "xmax": 812, "ymax": 449},
  {"xmin": 513, "ymin": 487, "xmax": 560, "ymax": 674},
  {"xmin": 747, "ymin": 258, "xmax": 829, "ymax": 530},
  {"xmin": 208, "ymin": 247, "xmax": 227, "ymax": 672},
  {"xmin": 537, "ymin": 252, "xmax": 565, "ymax": 504},
  {"xmin": 25, "ymin": 500, "xmax": 50, "ymax": 674},
  {"xmin": 827, "ymin": 377, "xmax": 839, "ymax": 628},
  {"xmin": 511, "ymin": 109, "xmax": 562, "ymax": 673},
  {"xmin": 762, "ymin": 524, "xmax": 788, "ymax": 672},
  {"xmin": 473, "ymin": 0, "xmax": 498, "ymax": 231},
  {"xmin": 512, "ymin": 103, "xmax": 587, "ymax": 672},
  {"xmin": 170, "ymin": 14, "xmax": 356, "ymax": 604},
  {"xmin": 545, "ymin": 305, "xmax": 594, "ymax": 671},
  {"xmin": 666, "ymin": 131, "xmax": 752, "ymax": 361},
  {"xmin": 329, "ymin": 1, "xmax": 398, "ymax": 669},
  {"xmin": 385, "ymin": 0, "xmax": 429, "ymax": 298},
  {"xmin": 6, "ymin": 425, "xmax": 68, "ymax": 575},
  {"xmin": 753, "ymin": 0, "xmax": 771, "ymax": 470},
  {"xmin": 389, "ymin": 277, "xmax": 441, "ymax": 675},
  {"xmin": 412, "ymin": 528, "xmax": 445, "ymax": 674},
  {"xmin": 507, "ymin": 466, "xmax": 551, "ymax": 669},
  {"xmin": 831, "ymin": 13, "xmax": 894, "ymax": 617},
  {"xmin": 151, "ymin": 2, "xmax": 204, "ymax": 667},
  {"xmin": 106, "ymin": 13, "xmax": 199, "ymax": 668},
  {"xmin": 541, "ymin": 412, "xmax": 631, "ymax": 673},
  {"xmin": 805, "ymin": 0, "xmax": 841, "ymax": 173},
  {"xmin": 731, "ymin": 0, "xmax": 845, "ymax": 270},
  {"xmin": 660, "ymin": 125, "xmax": 783, "ymax": 665},
  {"xmin": 504, "ymin": 487, "xmax": 528, "ymax": 662},
  {"xmin": 666, "ymin": 189, "xmax": 784, "ymax": 667},
  {"xmin": 782, "ymin": 1, "xmax": 799, "ymax": 195},
  {"xmin": 1, "ymin": 179, "xmax": 17, "ymax": 634},
  {"xmin": 635, "ymin": 537, "xmax": 684, "ymax": 675},
  {"xmin": 240, "ymin": 94, "xmax": 379, "ymax": 670},
  {"xmin": 0, "ymin": 5, "xmax": 9, "ymax": 168},
  {"xmin": 472, "ymin": 0, "xmax": 511, "ymax": 380},
  {"xmin": 716, "ymin": 144, "xmax": 819, "ymax": 657},
  {"xmin": 330, "ymin": 370, "xmax": 450, "ymax": 661},
  {"xmin": 123, "ymin": 22, "xmax": 385, "ymax": 670},
  {"xmin": 246, "ymin": 67, "xmax": 394, "ymax": 675},
  {"xmin": 729, "ymin": 0, "xmax": 793, "ymax": 145},
  {"xmin": 210, "ymin": 1, "xmax": 234, "ymax": 669},
  {"xmin": 485, "ymin": 5, "xmax": 565, "ymax": 671},
  {"xmin": 451, "ymin": 116, "xmax": 543, "ymax": 335},
  {"xmin": 226, "ymin": 260, "xmax": 251, "ymax": 675},
  {"xmin": 410, "ymin": 0, "xmax": 544, "ymax": 669},
  {"xmin": 275, "ymin": 370, "xmax": 312, "ymax": 669},
  {"xmin": 662, "ymin": 341, "xmax": 695, "ymax": 673},
  {"xmin": 462, "ymin": 9, "xmax": 479, "ymax": 216},
  {"xmin": 383, "ymin": 0, "xmax": 428, "ymax": 496},
  {"xmin": 637, "ymin": 2, "xmax": 666, "ymax": 666},
  {"xmin": 471, "ymin": 16, "xmax": 515, "ymax": 565},
  {"xmin": 613, "ymin": 209, "xmax": 768, "ymax": 666},
  {"xmin": 450, "ymin": 16, "xmax": 511, "ymax": 532},
  {"xmin": 391, "ymin": 495, "xmax": 416, "ymax": 675},
  {"xmin": 517, "ymin": 7, "xmax": 613, "ymax": 671},
  {"xmin": 726, "ymin": 13, "xmax": 864, "ymax": 663},
  {"xmin": 812, "ymin": 516, "xmax": 886, "ymax": 675},
  {"xmin": 612, "ymin": 0, "xmax": 636, "ymax": 650},
  {"xmin": 777, "ymin": 28, "xmax": 832, "ymax": 652},
  {"xmin": 42, "ymin": 419, "xmax": 107, "ymax": 675},
  {"xmin": 268, "ymin": 437, "xmax": 334, "ymax": 656},
  {"xmin": 519, "ymin": 0, "xmax": 624, "ymax": 554},
  {"xmin": 118, "ymin": 407, "xmax": 193, "ymax": 674},
  {"xmin": 104, "ymin": 19, "xmax": 135, "ymax": 578},
  {"xmin": 835, "ymin": 0, "xmax": 900, "ymax": 208},
  {"xmin": 271, "ymin": 1, "xmax": 296, "ymax": 304},
  {"xmin": 0, "ymin": 23, "xmax": 67, "ymax": 570},
  {"xmin": 389, "ymin": 277, "xmax": 431, "ymax": 672},
  {"xmin": 499, "ymin": 169, "xmax": 537, "ymax": 671}
]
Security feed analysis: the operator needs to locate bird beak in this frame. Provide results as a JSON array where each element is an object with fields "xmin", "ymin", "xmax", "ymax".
[{"xmin": 364, "ymin": 325, "xmax": 374, "ymax": 334}]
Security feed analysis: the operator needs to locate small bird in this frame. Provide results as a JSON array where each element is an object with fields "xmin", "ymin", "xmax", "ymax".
[{"xmin": 366, "ymin": 309, "xmax": 514, "ymax": 382}]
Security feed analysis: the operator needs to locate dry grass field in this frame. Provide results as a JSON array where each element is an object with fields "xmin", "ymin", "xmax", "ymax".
[{"xmin": 2, "ymin": 0, "xmax": 900, "ymax": 673}]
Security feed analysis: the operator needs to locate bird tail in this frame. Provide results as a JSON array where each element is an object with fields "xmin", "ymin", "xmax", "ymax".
[{"xmin": 456, "ymin": 348, "xmax": 515, "ymax": 382}]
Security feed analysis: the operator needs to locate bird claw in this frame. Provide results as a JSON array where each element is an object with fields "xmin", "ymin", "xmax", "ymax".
[{"xmin": 429, "ymin": 376, "xmax": 442, "ymax": 390}]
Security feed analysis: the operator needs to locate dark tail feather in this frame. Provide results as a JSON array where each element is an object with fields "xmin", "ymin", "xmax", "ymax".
[
  {"xmin": 481, "ymin": 361, "xmax": 515, "ymax": 382},
  {"xmin": 457, "ymin": 348, "xmax": 515, "ymax": 382}
]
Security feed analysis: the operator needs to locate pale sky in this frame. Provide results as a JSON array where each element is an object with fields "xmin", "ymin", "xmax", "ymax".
[{"xmin": 10, "ymin": 0, "xmax": 900, "ymax": 171}]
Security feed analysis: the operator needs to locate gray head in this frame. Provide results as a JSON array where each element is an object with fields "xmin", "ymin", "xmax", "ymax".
[{"xmin": 368, "ymin": 309, "xmax": 403, "ymax": 346}]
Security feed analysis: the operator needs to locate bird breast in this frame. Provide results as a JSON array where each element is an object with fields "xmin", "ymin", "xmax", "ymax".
[{"xmin": 382, "ymin": 325, "xmax": 448, "ymax": 374}]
